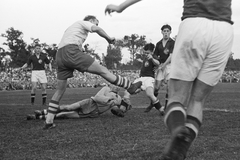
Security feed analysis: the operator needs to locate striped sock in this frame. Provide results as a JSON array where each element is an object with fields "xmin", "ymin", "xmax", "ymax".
[
  {"xmin": 164, "ymin": 102, "xmax": 186, "ymax": 134},
  {"xmin": 47, "ymin": 100, "xmax": 60, "ymax": 114},
  {"xmin": 185, "ymin": 115, "xmax": 201, "ymax": 139},
  {"xmin": 45, "ymin": 100, "xmax": 59, "ymax": 124},
  {"xmin": 113, "ymin": 75, "xmax": 131, "ymax": 89}
]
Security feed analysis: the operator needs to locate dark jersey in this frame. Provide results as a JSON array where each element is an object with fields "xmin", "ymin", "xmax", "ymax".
[
  {"xmin": 182, "ymin": 0, "xmax": 233, "ymax": 25},
  {"xmin": 139, "ymin": 58, "xmax": 156, "ymax": 78},
  {"xmin": 153, "ymin": 38, "xmax": 175, "ymax": 64},
  {"xmin": 27, "ymin": 53, "xmax": 50, "ymax": 70}
]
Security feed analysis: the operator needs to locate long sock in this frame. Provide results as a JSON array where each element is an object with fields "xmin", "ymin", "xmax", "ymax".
[
  {"xmin": 185, "ymin": 115, "xmax": 201, "ymax": 140},
  {"xmin": 42, "ymin": 93, "xmax": 47, "ymax": 105},
  {"xmin": 45, "ymin": 100, "xmax": 59, "ymax": 124},
  {"xmin": 164, "ymin": 93, "xmax": 168, "ymax": 110},
  {"xmin": 153, "ymin": 99, "xmax": 161, "ymax": 110},
  {"xmin": 113, "ymin": 75, "xmax": 131, "ymax": 89},
  {"xmin": 154, "ymin": 90, "xmax": 159, "ymax": 97},
  {"xmin": 164, "ymin": 102, "xmax": 186, "ymax": 134},
  {"xmin": 31, "ymin": 93, "xmax": 35, "ymax": 104}
]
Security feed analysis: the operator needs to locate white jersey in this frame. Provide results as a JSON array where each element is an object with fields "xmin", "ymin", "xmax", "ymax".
[{"xmin": 58, "ymin": 20, "xmax": 94, "ymax": 49}]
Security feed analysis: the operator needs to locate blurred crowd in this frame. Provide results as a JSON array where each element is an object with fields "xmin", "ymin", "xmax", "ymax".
[
  {"xmin": 0, "ymin": 68, "xmax": 239, "ymax": 91},
  {"xmin": 0, "ymin": 68, "xmax": 140, "ymax": 91},
  {"xmin": 220, "ymin": 70, "xmax": 240, "ymax": 83}
]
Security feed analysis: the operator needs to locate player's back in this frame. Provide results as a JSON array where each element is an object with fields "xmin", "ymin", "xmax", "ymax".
[
  {"xmin": 58, "ymin": 20, "xmax": 93, "ymax": 49},
  {"xmin": 182, "ymin": 0, "xmax": 233, "ymax": 24}
]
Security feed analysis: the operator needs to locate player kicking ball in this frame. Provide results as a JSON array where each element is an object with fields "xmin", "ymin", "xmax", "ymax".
[
  {"xmin": 44, "ymin": 15, "xmax": 142, "ymax": 129},
  {"xmin": 125, "ymin": 43, "xmax": 165, "ymax": 115},
  {"xmin": 27, "ymin": 85, "xmax": 132, "ymax": 122}
]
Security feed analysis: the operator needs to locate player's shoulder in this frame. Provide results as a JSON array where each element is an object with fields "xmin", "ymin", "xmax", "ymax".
[
  {"xmin": 169, "ymin": 38, "xmax": 175, "ymax": 42},
  {"xmin": 75, "ymin": 20, "xmax": 94, "ymax": 31},
  {"xmin": 75, "ymin": 20, "xmax": 92, "ymax": 26},
  {"xmin": 40, "ymin": 53, "xmax": 47, "ymax": 58},
  {"xmin": 156, "ymin": 40, "xmax": 163, "ymax": 45}
]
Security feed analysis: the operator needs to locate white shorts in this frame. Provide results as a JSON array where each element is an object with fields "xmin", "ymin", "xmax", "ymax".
[
  {"xmin": 133, "ymin": 77, "xmax": 155, "ymax": 91},
  {"xmin": 31, "ymin": 70, "xmax": 48, "ymax": 83},
  {"xmin": 170, "ymin": 18, "xmax": 233, "ymax": 86},
  {"xmin": 155, "ymin": 63, "xmax": 171, "ymax": 81}
]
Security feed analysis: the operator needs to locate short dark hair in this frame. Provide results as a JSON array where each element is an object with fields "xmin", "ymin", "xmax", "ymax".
[
  {"xmin": 143, "ymin": 43, "xmax": 155, "ymax": 52},
  {"xmin": 161, "ymin": 24, "xmax": 172, "ymax": 31},
  {"xmin": 83, "ymin": 15, "xmax": 97, "ymax": 21}
]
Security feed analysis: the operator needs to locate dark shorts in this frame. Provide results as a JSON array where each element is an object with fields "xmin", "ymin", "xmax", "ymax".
[{"xmin": 56, "ymin": 44, "xmax": 95, "ymax": 80}]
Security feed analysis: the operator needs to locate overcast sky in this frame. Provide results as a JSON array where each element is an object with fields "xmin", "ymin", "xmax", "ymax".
[{"xmin": 1, "ymin": 0, "xmax": 240, "ymax": 62}]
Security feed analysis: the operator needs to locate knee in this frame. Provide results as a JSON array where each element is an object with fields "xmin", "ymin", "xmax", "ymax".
[
  {"xmin": 98, "ymin": 67, "xmax": 108, "ymax": 76},
  {"xmin": 32, "ymin": 87, "xmax": 37, "ymax": 92},
  {"xmin": 168, "ymin": 94, "xmax": 187, "ymax": 108}
]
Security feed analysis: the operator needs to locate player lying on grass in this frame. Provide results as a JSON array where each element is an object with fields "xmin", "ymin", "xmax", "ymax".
[{"xmin": 27, "ymin": 85, "xmax": 132, "ymax": 121}]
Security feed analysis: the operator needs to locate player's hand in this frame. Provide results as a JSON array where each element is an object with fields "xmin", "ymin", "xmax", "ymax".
[
  {"xmin": 146, "ymin": 54, "xmax": 153, "ymax": 60},
  {"xmin": 164, "ymin": 48, "xmax": 169, "ymax": 54},
  {"xmin": 108, "ymin": 37, "xmax": 115, "ymax": 44},
  {"xmin": 159, "ymin": 65, "xmax": 166, "ymax": 71},
  {"xmin": 105, "ymin": 5, "xmax": 121, "ymax": 15}
]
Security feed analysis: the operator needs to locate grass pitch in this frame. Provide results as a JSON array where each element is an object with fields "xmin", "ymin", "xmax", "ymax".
[{"xmin": 0, "ymin": 83, "xmax": 240, "ymax": 160}]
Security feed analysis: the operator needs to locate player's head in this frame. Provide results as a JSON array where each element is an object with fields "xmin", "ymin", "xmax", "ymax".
[
  {"xmin": 143, "ymin": 43, "xmax": 155, "ymax": 54},
  {"xmin": 161, "ymin": 24, "xmax": 172, "ymax": 39},
  {"xmin": 84, "ymin": 15, "xmax": 99, "ymax": 26},
  {"xmin": 34, "ymin": 43, "xmax": 41, "ymax": 54}
]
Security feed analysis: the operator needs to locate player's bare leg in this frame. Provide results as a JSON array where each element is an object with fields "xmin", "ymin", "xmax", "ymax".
[
  {"xmin": 31, "ymin": 82, "xmax": 37, "ymax": 105},
  {"xmin": 145, "ymin": 80, "xmax": 162, "ymax": 113},
  {"xmin": 44, "ymin": 80, "xmax": 67, "ymax": 129},
  {"xmin": 161, "ymin": 79, "xmax": 213, "ymax": 159},
  {"xmin": 55, "ymin": 111, "xmax": 80, "ymax": 119},
  {"xmin": 87, "ymin": 61, "xmax": 142, "ymax": 94}
]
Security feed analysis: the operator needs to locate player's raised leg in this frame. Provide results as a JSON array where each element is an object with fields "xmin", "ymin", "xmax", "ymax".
[{"xmin": 87, "ymin": 61, "xmax": 142, "ymax": 94}]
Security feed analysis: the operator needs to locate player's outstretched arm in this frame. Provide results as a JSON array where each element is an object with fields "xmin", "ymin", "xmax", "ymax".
[
  {"xmin": 105, "ymin": 0, "xmax": 142, "ymax": 15},
  {"xmin": 91, "ymin": 25, "xmax": 115, "ymax": 44}
]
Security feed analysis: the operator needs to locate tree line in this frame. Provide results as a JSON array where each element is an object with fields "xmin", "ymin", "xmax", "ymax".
[{"xmin": 0, "ymin": 27, "xmax": 239, "ymax": 71}]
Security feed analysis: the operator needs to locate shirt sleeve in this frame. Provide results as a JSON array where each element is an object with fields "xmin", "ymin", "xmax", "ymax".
[
  {"xmin": 27, "ymin": 56, "xmax": 32, "ymax": 66},
  {"xmin": 81, "ymin": 21, "xmax": 95, "ymax": 33},
  {"xmin": 44, "ymin": 55, "xmax": 50, "ymax": 64}
]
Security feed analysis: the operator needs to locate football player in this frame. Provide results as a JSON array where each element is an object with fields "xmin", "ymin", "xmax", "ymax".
[{"xmin": 27, "ymin": 85, "xmax": 132, "ymax": 121}]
